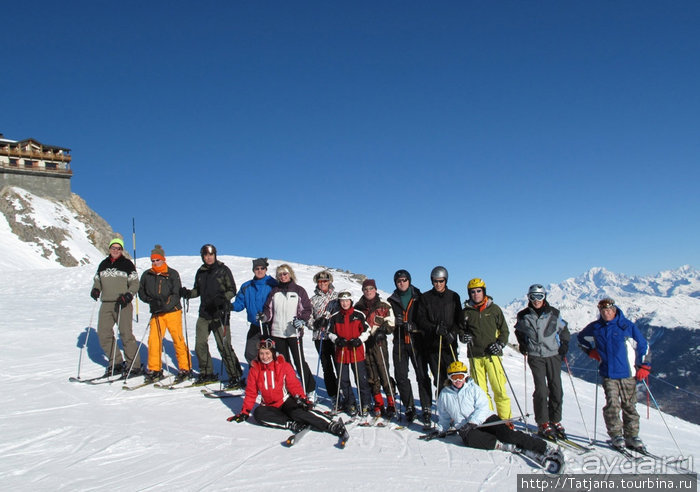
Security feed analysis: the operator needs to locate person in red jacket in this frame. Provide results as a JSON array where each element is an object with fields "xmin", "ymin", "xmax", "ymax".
[
  {"xmin": 327, "ymin": 291, "xmax": 373, "ymax": 416},
  {"xmin": 228, "ymin": 339, "xmax": 347, "ymax": 438}
]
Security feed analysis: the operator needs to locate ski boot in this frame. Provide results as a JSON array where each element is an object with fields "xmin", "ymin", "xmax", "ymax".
[
  {"xmin": 144, "ymin": 370, "xmax": 163, "ymax": 384},
  {"xmin": 611, "ymin": 435, "xmax": 626, "ymax": 450},
  {"xmin": 125, "ymin": 365, "xmax": 144, "ymax": 378},
  {"xmin": 286, "ymin": 420, "xmax": 308, "ymax": 433},
  {"xmin": 103, "ymin": 362, "xmax": 124, "ymax": 378},
  {"xmin": 421, "ymin": 411, "xmax": 432, "ymax": 430},
  {"xmin": 405, "ymin": 406, "xmax": 416, "ymax": 423},
  {"xmin": 173, "ymin": 370, "xmax": 191, "ymax": 384},
  {"xmin": 625, "ymin": 436, "xmax": 646, "ymax": 453},
  {"xmin": 225, "ymin": 377, "xmax": 245, "ymax": 391},
  {"xmin": 195, "ymin": 372, "xmax": 219, "ymax": 385},
  {"xmin": 346, "ymin": 403, "xmax": 358, "ymax": 417},
  {"xmin": 329, "ymin": 419, "xmax": 347, "ymax": 437},
  {"xmin": 538, "ymin": 422, "xmax": 556, "ymax": 439},
  {"xmin": 551, "ymin": 421, "xmax": 567, "ymax": 440},
  {"xmin": 523, "ymin": 446, "xmax": 565, "ymax": 474}
]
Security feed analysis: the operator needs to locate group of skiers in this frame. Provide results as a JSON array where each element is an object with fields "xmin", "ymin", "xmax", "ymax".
[{"xmin": 89, "ymin": 238, "xmax": 652, "ymax": 465}]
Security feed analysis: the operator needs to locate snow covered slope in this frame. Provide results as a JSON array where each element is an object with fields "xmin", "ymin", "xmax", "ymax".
[{"xmin": 0, "ymin": 256, "xmax": 697, "ymax": 491}]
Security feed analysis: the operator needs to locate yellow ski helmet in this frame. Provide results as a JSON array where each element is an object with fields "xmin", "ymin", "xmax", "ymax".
[
  {"xmin": 447, "ymin": 360, "xmax": 468, "ymax": 375},
  {"xmin": 467, "ymin": 278, "xmax": 486, "ymax": 291}
]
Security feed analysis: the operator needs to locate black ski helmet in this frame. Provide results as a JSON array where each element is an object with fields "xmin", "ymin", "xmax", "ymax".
[
  {"xmin": 200, "ymin": 244, "xmax": 217, "ymax": 261},
  {"xmin": 394, "ymin": 269, "xmax": 412, "ymax": 285}
]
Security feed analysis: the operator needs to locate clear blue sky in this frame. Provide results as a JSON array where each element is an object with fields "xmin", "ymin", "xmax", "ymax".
[{"xmin": 4, "ymin": 1, "xmax": 699, "ymax": 302}]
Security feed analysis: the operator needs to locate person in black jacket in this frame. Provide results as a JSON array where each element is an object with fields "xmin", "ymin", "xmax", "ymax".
[
  {"xmin": 415, "ymin": 266, "xmax": 464, "ymax": 426},
  {"xmin": 387, "ymin": 269, "xmax": 432, "ymax": 423},
  {"xmin": 181, "ymin": 244, "xmax": 243, "ymax": 388}
]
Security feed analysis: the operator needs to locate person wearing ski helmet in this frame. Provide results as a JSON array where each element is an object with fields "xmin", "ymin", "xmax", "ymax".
[
  {"xmin": 327, "ymin": 291, "xmax": 373, "ymax": 417},
  {"xmin": 90, "ymin": 236, "xmax": 142, "ymax": 377},
  {"xmin": 228, "ymin": 338, "xmax": 348, "ymax": 440},
  {"xmin": 462, "ymin": 278, "xmax": 512, "ymax": 420},
  {"xmin": 416, "ymin": 266, "xmax": 464, "ymax": 424},
  {"xmin": 262, "ymin": 264, "xmax": 316, "ymax": 397},
  {"xmin": 180, "ymin": 244, "xmax": 244, "ymax": 388},
  {"xmin": 355, "ymin": 279, "xmax": 397, "ymax": 418},
  {"xmin": 309, "ymin": 270, "xmax": 340, "ymax": 402},
  {"xmin": 577, "ymin": 298, "xmax": 651, "ymax": 452},
  {"xmin": 388, "ymin": 269, "xmax": 432, "ymax": 423},
  {"xmin": 232, "ymin": 257, "xmax": 278, "ymax": 368},
  {"xmin": 138, "ymin": 244, "xmax": 192, "ymax": 384},
  {"xmin": 514, "ymin": 284, "xmax": 571, "ymax": 439},
  {"xmin": 428, "ymin": 361, "xmax": 564, "ymax": 473}
]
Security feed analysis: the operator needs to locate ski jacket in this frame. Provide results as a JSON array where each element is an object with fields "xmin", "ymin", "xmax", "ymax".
[
  {"xmin": 328, "ymin": 307, "xmax": 370, "ymax": 364},
  {"xmin": 310, "ymin": 285, "xmax": 339, "ymax": 341},
  {"xmin": 263, "ymin": 281, "xmax": 312, "ymax": 338},
  {"xmin": 577, "ymin": 308, "xmax": 650, "ymax": 379},
  {"xmin": 388, "ymin": 285, "xmax": 423, "ymax": 345},
  {"xmin": 355, "ymin": 295, "xmax": 396, "ymax": 338},
  {"xmin": 240, "ymin": 355, "xmax": 306, "ymax": 416},
  {"xmin": 416, "ymin": 288, "xmax": 463, "ymax": 348},
  {"xmin": 462, "ymin": 297, "xmax": 509, "ymax": 358},
  {"xmin": 190, "ymin": 261, "xmax": 237, "ymax": 320},
  {"xmin": 138, "ymin": 266, "xmax": 183, "ymax": 314},
  {"xmin": 514, "ymin": 302, "xmax": 570, "ymax": 358},
  {"xmin": 436, "ymin": 378, "xmax": 493, "ymax": 433},
  {"xmin": 232, "ymin": 275, "xmax": 277, "ymax": 324},
  {"xmin": 92, "ymin": 255, "xmax": 138, "ymax": 302}
]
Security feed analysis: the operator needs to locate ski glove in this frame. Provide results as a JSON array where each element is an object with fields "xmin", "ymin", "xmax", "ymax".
[
  {"xmin": 179, "ymin": 287, "xmax": 191, "ymax": 299},
  {"xmin": 420, "ymin": 430, "xmax": 446, "ymax": 441},
  {"xmin": 406, "ymin": 322, "xmax": 420, "ymax": 333},
  {"xmin": 459, "ymin": 332, "xmax": 473, "ymax": 345},
  {"xmin": 486, "ymin": 342, "xmax": 504, "ymax": 356},
  {"xmin": 350, "ymin": 338, "xmax": 363, "ymax": 348},
  {"xmin": 588, "ymin": 349, "xmax": 601, "ymax": 362},
  {"xmin": 335, "ymin": 338, "xmax": 348, "ymax": 348},
  {"xmin": 558, "ymin": 341, "xmax": 569, "ymax": 357},
  {"xmin": 227, "ymin": 412, "xmax": 249, "ymax": 423},
  {"xmin": 313, "ymin": 317, "xmax": 328, "ymax": 330},
  {"xmin": 256, "ymin": 312, "xmax": 267, "ymax": 323},
  {"xmin": 294, "ymin": 394, "xmax": 312, "ymax": 411},
  {"xmin": 374, "ymin": 326, "xmax": 387, "ymax": 343},
  {"xmin": 436, "ymin": 324, "xmax": 454, "ymax": 343},
  {"xmin": 519, "ymin": 345, "xmax": 528, "ymax": 356},
  {"xmin": 116, "ymin": 292, "xmax": 133, "ymax": 308},
  {"xmin": 293, "ymin": 318, "xmax": 305, "ymax": 329},
  {"xmin": 209, "ymin": 318, "xmax": 222, "ymax": 332},
  {"xmin": 374, "ymin": 316, "xmax": 385, "ymax": 327},
  {"xmin": 90, "ymin": 288, "xmax": 100, "ymax": 301},
  {"xmin": 635, "ymin": 363, "xmax": 651, "ymax": 381},
  {"xmin": 457, "ymin": 422, "xmax": 479, "ymax": 441}
]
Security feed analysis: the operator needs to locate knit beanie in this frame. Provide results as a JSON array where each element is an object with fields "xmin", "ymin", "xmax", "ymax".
[
  {"xmin": 151, "ymin": 244, "xmax": 166, "ymax": 261},
  {"xmin": 109, "ymin": 237, "xmax": 124, "ymax": 249},
  {"xmin": 362, "ymin": 279, "xmax": 377, "ymax": 290}
]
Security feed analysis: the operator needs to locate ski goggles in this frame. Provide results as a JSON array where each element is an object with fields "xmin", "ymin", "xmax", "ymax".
[
  {"xmin": 258, "ymin": 338, "xmax": 276, "ymax": 350},
  {"xmin": 448, "ymin": 372, "xmax": 468, "ymax": 382},
  {"xmin": 598, "ymin": 298, "xmax": 615, "ymax": 309},
  {"xmin": 528, "ymin": 292, "xmax": 546, "ymax": 301}
]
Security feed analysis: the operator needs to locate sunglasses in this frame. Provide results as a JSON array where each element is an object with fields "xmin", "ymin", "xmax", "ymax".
[
  {"xmin": 109, "ymin": 246, "xmax": 122, "ymax": 251},
  {"xmin": 449, "ymin": 372, "xmax": 467, "ymax": 381},
  {"xmin": 396, "ymin": 278, "xmax": 409, "ymax": 283},
  {"xmin": 254, "ymin": 266, "xmax": 267, "ymax": 271},
  {"xmin": 278, "ymin": 271, "xmax": 290, "ymax": 277},
  {"xmin": 151, "ymin": 259, "xmax": 163, "ymax": 263},
  {"xmin": 432, "ymin": 279, "xmax": 446, "ymax": 284},
  {"xmin": 469, "ymin": 288, "xmax": 483, "ymax": 294}
]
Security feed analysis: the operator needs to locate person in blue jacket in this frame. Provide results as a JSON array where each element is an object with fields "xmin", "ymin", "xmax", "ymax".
[
  {"xmin": 426, "ymin": 361, "xmax": 564, "ymax": 472},
  {"xmin": 232, "ymin": 258, "xmax": 278, "ymax": 369},
  {"xmin": 577, "ymin": 298, "xmax": 651, "ymax": 452}
]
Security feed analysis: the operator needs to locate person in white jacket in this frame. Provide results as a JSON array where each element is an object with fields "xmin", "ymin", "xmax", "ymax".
[{"xmin": 429, "ymin": 361, "xmax": 564, "ymax": 472}]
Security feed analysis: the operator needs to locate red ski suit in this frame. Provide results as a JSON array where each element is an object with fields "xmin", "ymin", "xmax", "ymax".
[{"xmin": 240, "ymin": 355, "xmax": 306, "ymax": 415}]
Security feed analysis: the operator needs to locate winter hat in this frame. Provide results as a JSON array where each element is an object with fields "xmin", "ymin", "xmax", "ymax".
[
  {"xmin": 252, "ymin": 258, "xmax": 269, "ymax": 270},
  {"xmin": 150, "ymin": 244, "xmax": 165, "ymax": 261},
  {"xmin": 362, "ymin": 279, "xmax": 377, "ymax": 290},
  {"xmin": 109, "ymin": 237, "xmax": 124, "ymax": 249},
  {"xmin": 313, "ymin": 270, "xmax": 334, "ymax": 283}
]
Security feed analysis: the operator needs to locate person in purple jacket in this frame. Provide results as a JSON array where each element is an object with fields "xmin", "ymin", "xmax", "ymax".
[{"xmin": 262, "ymin": 264, "xmax": 316, "ymax": 397}]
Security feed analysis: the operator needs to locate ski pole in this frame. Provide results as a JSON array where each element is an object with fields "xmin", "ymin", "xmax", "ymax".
[
  {"xmin": 124, "ymin": 318, "xmax": 149, "ymax": 380},
  {"xmin": 296, "ymin": 333, "xmax": 307, "ymax": 396},
  {"xmin": 436, "ymin": 335, "xmax": 442, "ymax": 399},
  {"xmin": 491, "ymin": 354, "xmax": 529, "ymax": 434},
  {"xmin": 109, "ymin": 305, "xmax": 122, "ymax": 378},
  {"xmin": 523, "ymin": 355, "xmax": 528, "ymax": 419},
  {"xmin": 643, "ymin": 379, "xmax": 684, "ymax": 456},
  {"xmin": 563, "ymin": 356, "xmax": 592, "ymax": 444},
  {"xmin": 378, "ymin": 338, "xmax": 396, "ymax": 414},
  {"xmin": 353, "ymin": 346, "xmax": 363, "ymax": 415},
  {"xmin": 182, "ymin": 300, "xmax": 192, "ymax": 375},
  {"xmin": 593, "ymin": 370, "xmax": 599, "ymax": 445},
  {"xmin": 334, "ymin": 347, "xmax": 345, "ymax": 415},
  {"xmin": 154, "ymin": 315, "xmax": 169, "ymax": 383},
  {"xmin": 314, "ymin": 330, "xmax": 324, "ymax": 406},
  {"xmin": 76, "ymin": 301, "xmax": 98, "ymax": 379}
]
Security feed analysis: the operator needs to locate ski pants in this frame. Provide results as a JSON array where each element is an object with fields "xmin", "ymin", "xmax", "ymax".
[
  {"xmin": 469, "ymin": 356, "xmax": 512, "ymax": 420},
  {"xmin": 272, "ymin": 336, "xmax": 316, "ymax": 393},
  {"xmin": 528, "ymin": 355, "xmax": 563, "ymax": 425},
  {"xmin": 336, "ymin": 358, "xmax": 372, "ymax": 410},
  {"xmin": 392, "ymin": 335, "xmax": 432, "ymax": 413},
  {"xmin": 602, "ymin": 376, "xmax": 640, "ymax": 438},
  {"xmin": 97, "ymin": 301, "xmax": 141, "ymax": 370},
  {"xmin": 194, "ymin": 315, "xmax": 243, "ymax": 380},
  {"xmin": 461, "ymin": 415, "xmax": 547, "ymax": 454},
  {"xmin": 314, "ymin": 337, "xmax": 338, "ymax": 399},
  {"xmin": 147, "ymin": 309, "xmax": 191, "ymax": 373},
  {"xmin": 244, "ymin": 323, "xmax": 265, "ymax": 366},
  {"xmin": 365, "ymin": 341, "xmax": 395, "ymax": 400},
  {"xmin": 254, "ymin": 397, "xmax": 333, "ymax": 432}
]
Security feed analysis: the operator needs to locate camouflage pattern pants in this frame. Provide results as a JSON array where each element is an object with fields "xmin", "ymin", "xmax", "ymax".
[{"xmin": 602, "ymin": 377, "xmax": 640, "ymax": 438}]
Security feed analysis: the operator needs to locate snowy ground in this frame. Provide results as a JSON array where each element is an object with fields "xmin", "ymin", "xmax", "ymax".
[{"xmin": 1, "ymin": 256, "xmax": 697, "ymax": 491}]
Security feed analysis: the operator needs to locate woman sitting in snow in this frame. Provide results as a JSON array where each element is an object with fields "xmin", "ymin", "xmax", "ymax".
[
  {"xmin": 228, "ymin": 338, "xmax": 347, "ymax": 439},
  {"xmin": 425, "ymin": 361, "xmax": 565, "ymax": 473}
]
